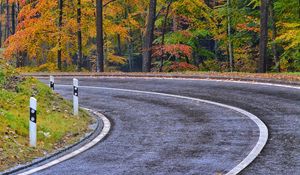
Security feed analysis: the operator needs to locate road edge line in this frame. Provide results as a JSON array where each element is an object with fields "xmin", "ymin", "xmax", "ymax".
[
  {"xmin": 72, "ymin": 85, "xmax": 269, "ymax": 175},
  {"xmin": 17, "ymin": 109, "xmax": 111, "ymax": 175}
]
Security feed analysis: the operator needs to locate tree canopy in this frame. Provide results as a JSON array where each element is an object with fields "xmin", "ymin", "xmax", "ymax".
[{"xmin": 0, "ymin": 0, "xmax": 299, "ymax": 72}]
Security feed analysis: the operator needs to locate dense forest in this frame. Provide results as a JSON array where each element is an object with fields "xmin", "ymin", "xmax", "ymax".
[{"xmin": 0, "ymin": 0, "xmax": 299, "ymax": 73}]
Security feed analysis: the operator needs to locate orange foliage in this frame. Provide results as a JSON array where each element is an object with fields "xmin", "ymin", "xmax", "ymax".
[
  {"xmin": 152, "ymin": 44, "xmax": 192, "ymax": 59},
  {"xmin": 164, "ymin": 62, "xmax": 198, "ymax": 72}
]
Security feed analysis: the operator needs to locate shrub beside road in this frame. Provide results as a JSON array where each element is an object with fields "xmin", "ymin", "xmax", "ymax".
[{"xmin": 0, "ymin": 61, "xmax": 92, "ymax": 171}]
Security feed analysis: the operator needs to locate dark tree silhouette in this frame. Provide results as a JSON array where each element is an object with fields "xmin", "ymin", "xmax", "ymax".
[
  {"xmin": 77, "ymin": 0, "xmax": 83, "ymax": 71},
  {"xmin": 142, "ymin": 0, "xmax": 157, "ymax": 72},
  {"xmin": 57, "ymin": 0, "xmax": 63, "ymax": 70},
  {"xmin": 96, "ymin": 0, "xmax": 104, "ymax": 72},
  {"xmin": 258, "ymin": 0, "xmax": 269, "ymax": 73}
]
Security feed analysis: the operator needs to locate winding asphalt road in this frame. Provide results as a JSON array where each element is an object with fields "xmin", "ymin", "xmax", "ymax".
[{"xmin": 22, "ymin": 78, "xmax": 300, "ymax": 174}]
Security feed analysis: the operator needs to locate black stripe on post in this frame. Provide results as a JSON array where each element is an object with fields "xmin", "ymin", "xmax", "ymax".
[
  {"xmin": 50, "ymin": 82, "xmax": 55, "ymax": 90},
  {"xmin": 73, "ymin": 86, "xmax": 79, "ymax": 97},
  {"xmin": 30, "ymin": 108, "xmax": 37, "ymax": 123}
]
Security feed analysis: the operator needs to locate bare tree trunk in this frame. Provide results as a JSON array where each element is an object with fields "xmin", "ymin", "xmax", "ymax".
[
  {"xmin": 142, "ymin": 0, "xmax": 157, "ymax": 72},
  {"xmin": 96, "ymin": 0, "xmax": 104, "ymax": 72},
  {"xmin": 5, "ymin": 0, "xmax": 9, "ymax": 39},
  {"xmin": 57, "ymin": 0, "xmax": 63, "ymax": 70},
  {"xmin": 77, "ymin": 0, "xmax": 83, "ymax": 71},
  {"xmin": 128, "ymin": 34, "xmax": 133, "ymax": 72},
  {"xmin": 0, "ymin": 2, "xmax": 3, "ymax": 47},
  {"xmin": 159, "ymin": 1, "xmax": 172, "ymax": 72},
  {"xmin": 125, "ymin": 5, "xmax": 133, "ymax": 72},
  {"xmin": 116, "ymin": 34, "xmax": 121, "ymax": 55},
  {"xmin": 11, "ymin": 2, "xmax": 15, "ymax": 35},
  {"xmin": 269, "ymin": 0, "xmax": 279, "ymax": 72},
  {"xmin": 258, "ymin": 0, "xmax": 269, "ymax": 73},
  {"xmin": 227, "ymin": 0, "xmax": 234, "ymax": 72},
  {"xmin": 0, "ymin": 21, "xmax": 2, "ymax": 48}
]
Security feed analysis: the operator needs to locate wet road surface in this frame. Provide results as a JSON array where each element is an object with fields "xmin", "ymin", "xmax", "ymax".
[{"xmin": 23, "ymin": 78, "xmax": 300, "ymax": 174}]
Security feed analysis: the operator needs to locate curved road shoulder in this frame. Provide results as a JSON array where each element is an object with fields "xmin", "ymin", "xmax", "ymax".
[{"xmin": 15, "ymin": 109, "xmax": 111, "ymax": 175}]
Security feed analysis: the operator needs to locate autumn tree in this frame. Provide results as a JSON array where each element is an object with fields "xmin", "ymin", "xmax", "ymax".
[
  {"xmin": 96, "ymin": 0, "xmax": 104, "ymax": 72},
  {"xmin": 5, "ymin": 0, "xmax": 9, "ymax": 39},
  {"xmin": 57, "ymin": 0, "xmax": 63, "ymax": 70},
  {"xmin": 159, "ymin": 0, "xmax": 172, "ymax": 72},
  {"xmin": 2, "ymin": 0, "xmax": 300, "ymax": 73},
  {"xmin": 11, "ymin": 1, "xmax": 15, "ymax": 34},
  {"xmin": 258, "ymin": 0, "xmax": 269, "ymax": 73},
  {"xmin": 227, "ymin": 0, "xmax": 234, "ymax": 72},
  {"xmin": 77, "ymin": 0, "xmax": 83, "ymax": 70},
  {"xmin": 142, "ymin": 0, "xmax": 156, "ymax": 72}
]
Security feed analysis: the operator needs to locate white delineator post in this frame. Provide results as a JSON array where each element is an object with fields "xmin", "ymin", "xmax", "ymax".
[
  {"xmin": 73, "ymin": 78, "xmax": 79, "ymax": 116},
  {"xmin": 50, "ymin": 76, "xmax": 55, "ymax": 90},
  {"xmin": 29, "ymin": 97, "xmax": 37, "ymax": 147}
]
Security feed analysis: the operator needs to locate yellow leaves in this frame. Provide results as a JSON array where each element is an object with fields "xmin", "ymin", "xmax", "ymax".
[
  {"xmin": 277, "ymin": 22, "xmax": 300, "ymax": 50},
  {"xmin": 172, "ymin": 0, "xmax": 215, "ymax": 30},
  {"xmin": 280, "ymin": 22, "xmax": 300, "ymax": 29},
  {"xmin": 127, "ymin": 17, "xmax": 140, "ymax": 28},
  {"xmin": 104, "ymin": 23, "xmax": 128, "ymax": 40},
  {"xmin": 107, "ymin": 54, "xmax": 127, "ymax": 65}
]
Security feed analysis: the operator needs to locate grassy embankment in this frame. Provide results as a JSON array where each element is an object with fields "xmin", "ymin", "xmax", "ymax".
[{"xmin": 0, "ymin": 60, "xmax": 91, "ymax": 171}]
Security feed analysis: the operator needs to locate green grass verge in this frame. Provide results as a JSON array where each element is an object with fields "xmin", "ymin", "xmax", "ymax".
[{"xmin": 0, "ymin": 62, "xmax": 91, "ymax": 171}]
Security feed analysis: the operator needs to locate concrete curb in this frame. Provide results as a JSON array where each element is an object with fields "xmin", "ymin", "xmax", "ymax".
[
  {"xmin": 16, "ymin": 109, "xmax": 111, "ymax": 175},
  {"xmin": 1, "ymin": 108, "xmax": 110, "ymax": 175},
  {"xmin": 59, "ymin": 84, "xmax": 269, "ymax": 175}
]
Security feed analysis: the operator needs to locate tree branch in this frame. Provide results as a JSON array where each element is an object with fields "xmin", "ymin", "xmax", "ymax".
[{"xmin": 103, "ymin": 0, "xmax": 118, "ymax": 7}]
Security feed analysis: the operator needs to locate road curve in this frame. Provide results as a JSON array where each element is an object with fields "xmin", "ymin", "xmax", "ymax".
[{"xmin": 26, "ymin": 78, "xmax": 300, "ymax": 174}]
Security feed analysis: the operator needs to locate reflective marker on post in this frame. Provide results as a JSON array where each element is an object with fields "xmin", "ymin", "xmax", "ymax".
[
  {"xmin": 50, "ymin": 76, "xmax": 55, "ymax": 90},
  {"xmin": 29, "ymin": 97, "xmax": 37, "ymax": 147},
  {"xmin": 73, "ymin": 78, "xmax": 79, "ymax": 116}
]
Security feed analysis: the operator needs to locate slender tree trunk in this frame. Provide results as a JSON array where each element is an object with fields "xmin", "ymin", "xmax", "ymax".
[
  {"xmin": 159, "ymin": 1, "xmax": 172, "ymax": 72},
  {"xmin": 142, "ymin": 0, "xmax": 157, "ymax": 72},
  {"xmin": 11, "ymin": 2, "xmax": 15, "ymax": 35},
  {"xmin": 227, "ymin": 0, "xmax": 234, "ymax": 72},
  {"xmin": 57, "ymin": 0, "xmax": 63, "ymax": 70},
  {"xmin": 0, "ymin": 2, "xmax": 3, "ymax": 47},
  {"xmin": 96, "ymin": 0, "xmax": 104, "ymax": 72},
  {"xmin": 125, "ymin": 5, "xmax": 133, "ymax": 72},
  {"xmin": 0, "ymin": 21, "xmax": 2, "ymax": 48},
  {"xmin": 269, "ymin": 0, "xmax": 279, "ymax": 72},
  {"xmin": 258, "ymin": 0, "xmax": 269, "ymax": 73},
  {"xmin": 77, "ymin": 0, "xmax": 83, "ymax": 71},
  {"xmin": 128, "ymin": 35, "xmax": 133, "ymax": 72},
  {"xmin": 116, "ymin": 34, "xmax": 121, "ymax": 55},
  {"xmin": 16, "ymin": 2, "xmax": 20, "ymax": 28},
  {"xmin": 5, "ymin": 0, "xmax": 9, "ymax": 39}
]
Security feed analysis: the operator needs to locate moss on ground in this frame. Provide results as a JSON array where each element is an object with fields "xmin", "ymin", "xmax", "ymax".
[{"xmin": 0, "ymin": 61, "xmax": 91, "ymax": 171}]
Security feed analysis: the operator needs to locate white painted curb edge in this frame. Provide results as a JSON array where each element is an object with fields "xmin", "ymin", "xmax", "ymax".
[
  {"xmin": 68, "ymin": 85, "xmax": 268, "ymax": 175},
  {"xmin": 18, "ymin": 109, "xmax": 111, "ymax": 175}
]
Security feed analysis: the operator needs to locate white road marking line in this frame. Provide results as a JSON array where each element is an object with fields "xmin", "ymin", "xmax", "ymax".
[
  {"xmin": 18, "ymin": 110, "xmax": 111, "ymax": 175},
  {"xmin": 56, "ymin": 84, "xmax": 268, "ymax": 175},
  {"xmin": 23, "ymin": 76, "xmax": 299, "ymax": 175}
]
